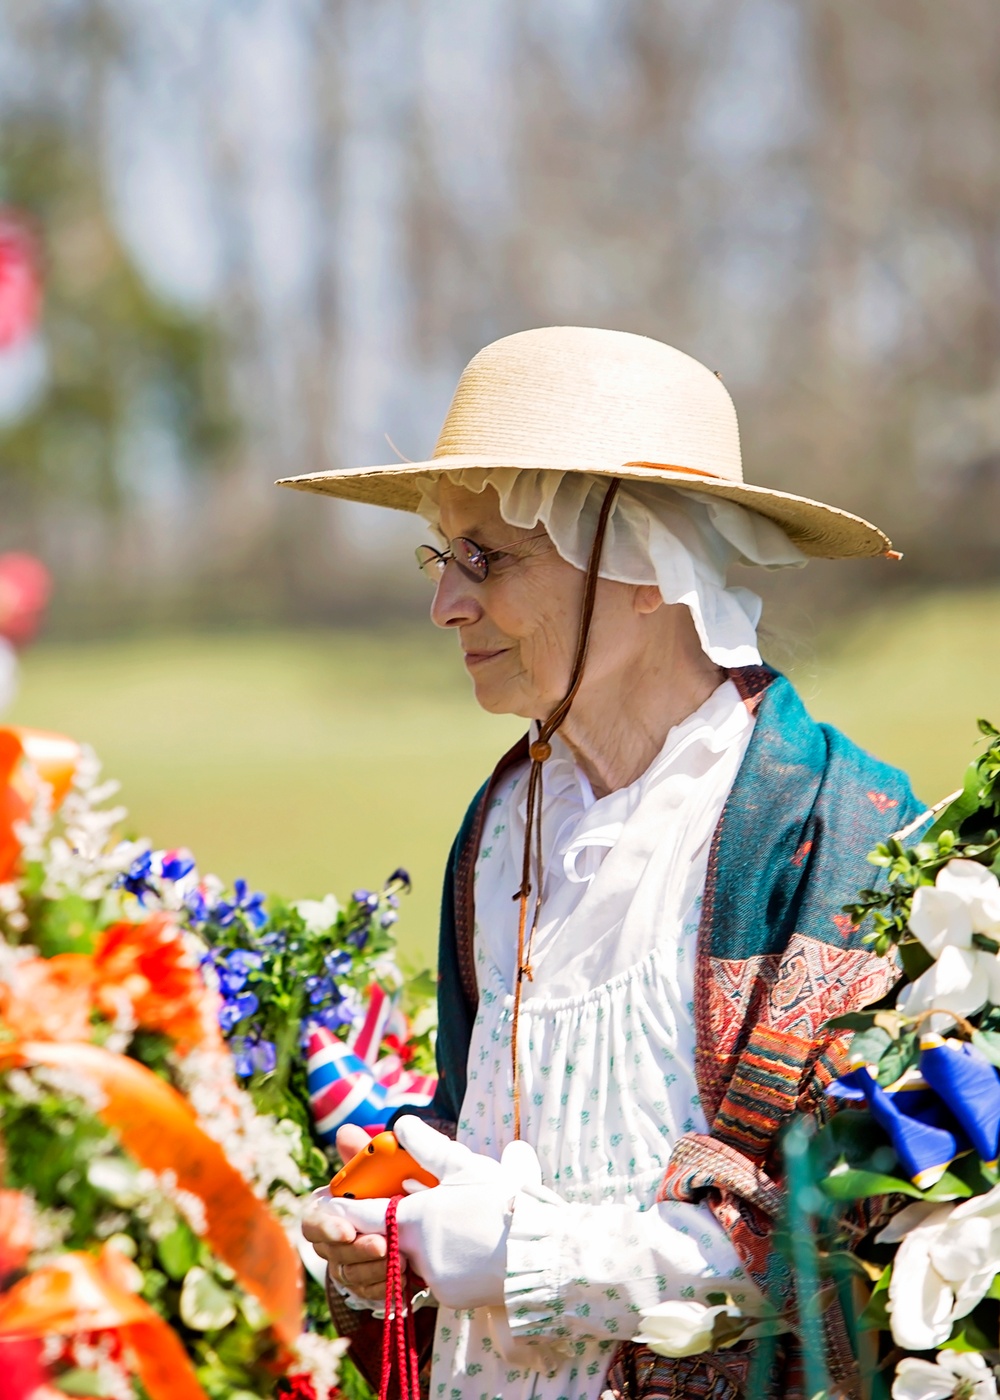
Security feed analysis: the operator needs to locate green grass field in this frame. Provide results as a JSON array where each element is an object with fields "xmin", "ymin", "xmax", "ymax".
[{"xmin": 7, "ymin": 587, "xmax": 1000, "ymax": 966}]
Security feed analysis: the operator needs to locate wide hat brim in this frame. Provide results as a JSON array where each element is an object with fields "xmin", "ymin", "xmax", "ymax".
[{"xmin": 276, "ymin": 456, "xmax": 891, "ymax": 560}]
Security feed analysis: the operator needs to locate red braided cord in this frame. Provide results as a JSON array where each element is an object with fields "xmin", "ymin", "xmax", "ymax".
[{"xmin": 379, "ymin": 1195, "xmax": 420, "ymax": 1400}]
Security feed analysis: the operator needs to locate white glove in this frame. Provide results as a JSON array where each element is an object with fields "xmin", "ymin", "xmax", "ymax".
[{"xmin": 319, "ymin": 1116, "xmax": 543, "ymax": 1310}]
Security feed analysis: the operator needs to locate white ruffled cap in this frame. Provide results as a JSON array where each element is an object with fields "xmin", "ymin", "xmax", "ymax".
[{"xmin": 416, "ymin": 468, "xmax": 806, "ymax": 668}]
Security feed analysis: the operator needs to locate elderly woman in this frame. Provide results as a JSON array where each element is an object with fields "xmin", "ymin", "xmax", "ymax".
[{"xmin": 293, "ymin": 328, "xmax": 920, "ymax": 1400}]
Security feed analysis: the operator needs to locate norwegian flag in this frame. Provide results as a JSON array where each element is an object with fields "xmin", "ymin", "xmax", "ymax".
[{"xmin": 306, "ymin": 988, "xmax": 437, "ymax": 1142}]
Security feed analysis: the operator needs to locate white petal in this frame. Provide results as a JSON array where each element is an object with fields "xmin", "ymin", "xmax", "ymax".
[
  {"xmin": 929, "ymin": 1214, "xmax": 994, "ymax": 1285},
  {"xmin": 892, "ymin": 1358, "xmax": 960, "ymax": 1400},
  {"xmin": 897, "ymin": 944, "xmax": 986, "ymax": 1022},
  {"xmin": 911, "ymin": 883, "xmax": 974, "ymax": 956},
  {"xmin": 633, "ymin": 1302, "xmax": 728, "ymax": 1358},
  {"xmin": 889, "ymin": 1222, "xmax": 959, "ymax": 1351},
  {"xmin": 938, "ymin": 861, "xmax": 1000, "ymax": 934},
  {"xmin": 876, "ymin": 1200, "xmax": 949, "ymax": 1245},
  {"xmin": 941, "ymin": 1354, "xmax": 1000, "ymax": 1400}
]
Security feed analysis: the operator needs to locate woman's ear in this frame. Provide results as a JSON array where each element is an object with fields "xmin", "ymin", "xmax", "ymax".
[{"xmin": 633, "ymin": 584, "xmax": 664, "ymax": 616}]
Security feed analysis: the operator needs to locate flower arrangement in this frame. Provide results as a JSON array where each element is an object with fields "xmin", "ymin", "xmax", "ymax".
[
  {"xmin": 629, "ymin": 721, "xmax": 1000, "ymax": 1397},
  {"xmin": 0, "ymin": 727, "xmax": 436, "ymax": 1400}
]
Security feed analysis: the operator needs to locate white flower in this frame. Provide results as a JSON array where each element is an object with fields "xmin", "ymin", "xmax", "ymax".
[
  {"xmin": 295, "ymin": 894, "xmax": 341, "ymax": 935},
  {"xmin": 878, "ymin": 1184, "xmax": 1000, "ymax": 1350},
  {"xmin": 291, "ymin": 1330, "xmax": 350, "ymax": 1394},
  {"xmin": 898, "ymin": 861, "xmax": 1000, "ymax": 1024},
  {"xmin": 893, "ymin": 1351, "xmax": 998, "ymax": 1400},
  {"xmin": 632, "ymin": 1301, "xmax": 737, "ymax": 1358}
]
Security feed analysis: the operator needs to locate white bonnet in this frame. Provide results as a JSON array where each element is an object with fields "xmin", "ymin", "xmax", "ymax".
[{"xmin": 415, "ymin": 469, "xmax": 806, "ymax": 668}]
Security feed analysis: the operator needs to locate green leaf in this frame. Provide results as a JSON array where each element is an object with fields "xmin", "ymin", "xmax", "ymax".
[
  {"xmin": 179, "ymin": 1266, "xmax": 238, "ymax": 1332},
  {"xmin": 946, "ymin": 1312, "xmax": 994, "ymax": 1353},
  {"xmin": 820, "ymin": 1169, "xmax": 923, "ymax": 1201},
  {"xmin": 926, "ymin": 760, "xmax": 984, "ymax": 842},
  {"xmin": 820, "ymin": 1164, "xmax": 972, "ymax": 1201},
  {"xmin": 875, "ymin": 1032, "xmax": 918, "ymax": 1087},
  {"xmin": 156, "ymin": 1222, "xmax": 199, "ymax": 1281},
  {"xmin": 847, "ymin": 1027, "xmax": 893, "ymax": 1066},
  {"xmin": 827, "ymin": 1012, "xmax": 882, "ymax": 1033},
  {"xmin": 922, "ymin": 1168, "xmax": 974, "ymax": 1200},
  {"xmin": 50, "ymin": 1369, "xmax": 107, "ymax": 1397},
  {"xmin": 898, "ymin": 939, "xmax": 935, "ymax": 981},
  {"xmin": 973, "ymin": 1030, "xmax": 1000, "ymax": 1069},
  {"xmin": 857, "ymin": 1266, "xmax": 891, "ymax": 1330},
  {"xmin": 35, "ymin": 894, "xmax": 99, "ymax": 955}
]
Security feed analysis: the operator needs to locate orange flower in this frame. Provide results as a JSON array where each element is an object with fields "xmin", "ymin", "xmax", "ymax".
[
  {"xmin": 93, "ymin": 915, "xmax": 220, "ymax": 1049},
  {"xmin": 0, "ymin": 1189, "xmax": 35, "ymax": 1282},
  {"xmin": 0, "ymin": 954, "xmax": 96, "ymax": 1042}
]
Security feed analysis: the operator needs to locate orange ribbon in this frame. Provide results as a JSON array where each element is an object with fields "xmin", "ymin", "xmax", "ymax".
[
  {"xmin": 0, "ymin": 727, "xmax": 80, "ymax": 881},
  {"xmin": 0, "ymin": 1041, "xmax": 303, "ymax": 1345},
  {"xmin": 0, "ymin": 1245, "xmax": 209, "ymax": 1400}
]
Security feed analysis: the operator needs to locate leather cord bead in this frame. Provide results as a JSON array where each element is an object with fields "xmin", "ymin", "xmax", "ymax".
[{"xmin": 529, "ymin": 740, "xmax": 552, "ymax": 763}]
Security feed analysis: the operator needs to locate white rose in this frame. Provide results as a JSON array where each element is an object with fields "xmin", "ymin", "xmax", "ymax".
[
  {"xmin": 632, "ymin": 1301, "xmax": 737, "ymax": 1358},
  {"xmin": 878, "ymin": 1185, "xmax": 1000, "ymax": 1350},
  {"xmin": 897, "ymin": 860, "xmax": 1000, "ymax": 1026},
  {"xmin": 893, "ymin": 1351, "xmax": 998, "ymax": 1400}
]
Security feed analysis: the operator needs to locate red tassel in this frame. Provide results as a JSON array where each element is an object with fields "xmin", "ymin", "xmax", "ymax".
[{"xmin": 379, "ymin": 1197, "xmax": 420, "ymax": 1400}]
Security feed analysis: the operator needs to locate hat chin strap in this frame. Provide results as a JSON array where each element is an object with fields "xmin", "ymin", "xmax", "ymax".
[{"xmin": 509, "ymin": 476, "xmax": 621, "ymax": 1141}]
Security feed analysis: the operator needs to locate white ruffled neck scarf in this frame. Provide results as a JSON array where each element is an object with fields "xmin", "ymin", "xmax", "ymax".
[{"xmin": 415, "ymin": 468, "xmax": 806, "ymax": 668}]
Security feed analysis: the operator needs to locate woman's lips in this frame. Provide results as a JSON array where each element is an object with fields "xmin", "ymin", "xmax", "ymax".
[{"xmin": 463, "ymin": 648, "xmax": 508, "ymax": 668}]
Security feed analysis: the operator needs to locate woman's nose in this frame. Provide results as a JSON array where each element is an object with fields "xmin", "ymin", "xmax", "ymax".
[{"xmin": 430, "ymin": 562, "xmax": 484, "ymax": 630}]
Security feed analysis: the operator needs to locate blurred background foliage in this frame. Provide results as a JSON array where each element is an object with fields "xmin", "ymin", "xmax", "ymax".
[{"xmin": 0, "ymin": 0, "xmax": 998, "ymax": 957}]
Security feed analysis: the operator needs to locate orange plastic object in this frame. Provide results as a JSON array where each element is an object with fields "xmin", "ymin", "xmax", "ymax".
[
  {"xmin": 0, "ymin": 1040, "xmax": 302, "ymax": 1344},
  {"xmin": 329, "ymin": 1131, "xmax": 438, "ymax": 1198}
]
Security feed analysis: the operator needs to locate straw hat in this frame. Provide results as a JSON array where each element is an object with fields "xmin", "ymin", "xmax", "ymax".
[{"xmin": 277, "ymin": 326, "xmax": 892, "ymax": 558}]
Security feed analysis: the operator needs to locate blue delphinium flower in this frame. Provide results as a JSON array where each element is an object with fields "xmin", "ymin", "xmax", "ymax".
[
  {"xmin": 218, "ymin": 989, "xmax": 259, "ymax": 1033},
  {"xmin": 215, "ymin": 878, "xmax": 268, "ymax": 930},
  {"xmin": 160, "ymin": 850, "xmax": 196, "ymax": 882},
  {"xmin": 186, "ymin": 888, "xmax": 210, "ymax": 925},
  {"xmin": 116, "ymin": 851, "xmax": 155, "ymax": 904},
  {"xmin": 324, "ymin": 950, "xmax": 353, "ymax": 978}
]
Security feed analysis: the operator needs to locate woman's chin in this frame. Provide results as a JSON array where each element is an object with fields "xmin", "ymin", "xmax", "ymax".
[{"xmin": 470, "ymin": 674, "xmax": 532, "ymax": 719}]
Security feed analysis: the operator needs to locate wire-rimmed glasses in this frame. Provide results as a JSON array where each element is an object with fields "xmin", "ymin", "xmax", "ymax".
[{"xmin": 414, "ymin": 533, "xmax": 548, "ymax": 584}]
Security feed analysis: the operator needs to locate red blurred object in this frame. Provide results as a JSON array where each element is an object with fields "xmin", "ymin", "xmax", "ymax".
[
  {"xmin": 0, "ymin": 554, "xmax": 51, "ymax": 647},
  {"xmin": 0, "ymin": 215, "xmax": 40, "ymax": 350},
  {"xmin": 0, "ymin": 1336, "xmax": 50, "ymax": 1400}
]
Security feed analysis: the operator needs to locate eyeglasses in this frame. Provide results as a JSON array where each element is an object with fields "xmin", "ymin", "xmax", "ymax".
[{"xmin": 414, "ymin": 533, "xmax": 549, "ymax": 584}]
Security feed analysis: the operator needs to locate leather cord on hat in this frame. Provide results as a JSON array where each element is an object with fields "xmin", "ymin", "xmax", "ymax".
[{"xmin": 510, "ymin": 475, "xmax": 621, "ymax": 1140}]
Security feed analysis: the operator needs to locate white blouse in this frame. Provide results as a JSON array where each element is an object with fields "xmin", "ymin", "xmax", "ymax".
[{"xmin": 430, "ymin": 679, "xmax": 762, "ymax": 1400}]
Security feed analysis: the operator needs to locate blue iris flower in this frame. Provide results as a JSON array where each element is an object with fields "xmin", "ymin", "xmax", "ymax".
[
  {"xmin": 253, "ymin": 1039, "xmax": 277, "ymax": 1074},
  {"xmin": 347, "ymin": 925, "xmax": 369, "ymax": 949},
  {"xmin": 352, "ymin": 889, "xmax": 380, "ymax": 913},
  {"xmin": 386, "ymin": 868, "xmax": 412, "ymax": 893},
  {"xmin": 259, "ymin": 929, "xmax": 287, "ymax": 951},
  {"xmin": 215, "ymin": 878, "xmax": 268, "ymax": 930},
  {"xmin": 380, "ymin": 910, "xmax": 398, "ymax": 929}
]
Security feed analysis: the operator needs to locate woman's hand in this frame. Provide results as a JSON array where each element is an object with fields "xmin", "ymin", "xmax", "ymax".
[
  {"xmin": 301, "ymin": 1124, "xmax": 389, "ymax": 1303},
  {"xmin": 323, "ymin": 1116, "xmax": 546, "ymax": 1310}
]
